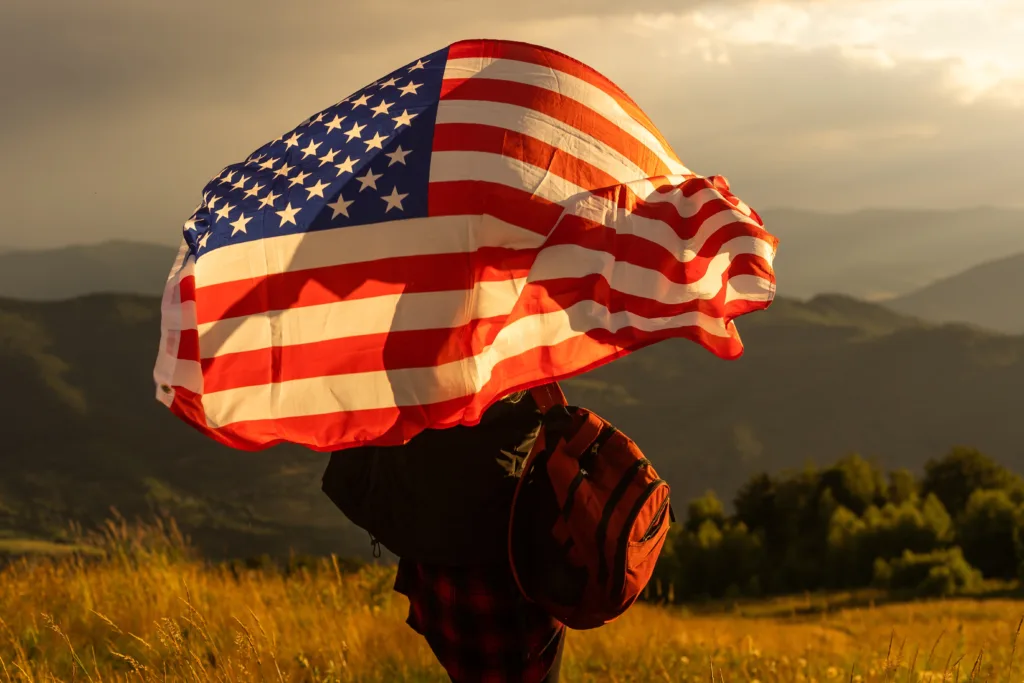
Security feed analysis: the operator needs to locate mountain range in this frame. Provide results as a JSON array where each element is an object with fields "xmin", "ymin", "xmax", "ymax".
[
  {"xmin": 3, "ymin": 291, "xmax": 1022, "ymax": 561},
  {"xmin": 883, "ymin": 252, "xmax": 1024, "ymax": 335},
  {"xmin": 0, "ymin": 241, "xmax": 175, "ymax": 301},
  {"xmin": 763, "ymin": 206, "xmax": 1024, "ymax": 301}
]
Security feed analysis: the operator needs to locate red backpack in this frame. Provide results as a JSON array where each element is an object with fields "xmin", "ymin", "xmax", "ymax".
[{"xmin": 508, "ymin": 383, "xmax": 674, "ymax": 630}]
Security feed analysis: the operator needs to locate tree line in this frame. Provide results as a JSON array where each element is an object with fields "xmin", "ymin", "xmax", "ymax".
[{"xmin": 651, "ymin": 447, "xmax": 1024, "ymax": 600}]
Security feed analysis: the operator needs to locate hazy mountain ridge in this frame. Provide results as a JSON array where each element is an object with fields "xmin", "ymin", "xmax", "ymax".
[
  {"xmin": 882, "ymin": 252, "xmax": 1024, "ymax": 335},
  {"xmin": 762, "ymin": 206, "xmax": 1024, "ymax": 300},
  {"xmin": 0, "ymin": 241, "xmax": 176, "ymax": 300},
  {"xmin": 2, "ymin": 292, "xmax": 1022, "ymax": 560}
]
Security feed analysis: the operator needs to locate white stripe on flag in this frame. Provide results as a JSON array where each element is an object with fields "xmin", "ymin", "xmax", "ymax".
[
  {"xmin": 192, "ymin": 214, "xmax": 544, "ymax": 289},
  {"xmin": 196, "ymin": 278, "xmax": 526, "ymax": 359}
]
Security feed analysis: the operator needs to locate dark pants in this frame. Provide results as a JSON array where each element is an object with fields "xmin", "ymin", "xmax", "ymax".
[{"xmin": 394, "ymin": 558, "xmax": 567, "ymax": 682}]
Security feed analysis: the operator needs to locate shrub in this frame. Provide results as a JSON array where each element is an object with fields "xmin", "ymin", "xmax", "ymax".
[{"xmin": 873, "ymin": 547, "xmax": 982, "ymax": 597}]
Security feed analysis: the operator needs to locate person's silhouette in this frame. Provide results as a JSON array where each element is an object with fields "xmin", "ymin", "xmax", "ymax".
[{"xmin": 322, "ymin": 388, "xmax": 566, "ymax": 682}]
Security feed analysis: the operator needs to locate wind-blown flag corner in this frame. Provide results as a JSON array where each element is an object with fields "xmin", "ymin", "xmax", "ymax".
[{"xmin": 153, "ymin": 38, "xmax": 778, "ymax": 453}]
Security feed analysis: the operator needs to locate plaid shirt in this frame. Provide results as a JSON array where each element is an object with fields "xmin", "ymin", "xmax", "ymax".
[{"xmin": 394, "ymin": 558, "xmax": 566, "ymax": 682}]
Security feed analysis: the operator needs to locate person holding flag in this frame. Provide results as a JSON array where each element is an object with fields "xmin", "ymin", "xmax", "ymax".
[{"xmin": 154, "ymin": 38, "xmax": 777, "ymax": 682}]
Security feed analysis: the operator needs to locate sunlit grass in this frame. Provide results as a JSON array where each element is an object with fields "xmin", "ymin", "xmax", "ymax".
[{"xmin": 1, "ymin": 517, "xmax": 1022, "ymax": 682}]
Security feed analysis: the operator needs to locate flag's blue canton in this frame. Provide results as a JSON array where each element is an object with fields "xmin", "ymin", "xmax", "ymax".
[{"xmin": 183, "ymin": 46, "xmax": 450, "ymax": 259}]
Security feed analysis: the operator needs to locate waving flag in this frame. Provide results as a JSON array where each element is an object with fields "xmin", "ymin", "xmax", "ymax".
[{"xmin": 153, "ymin": 39, "xmax": 778, "ymax": 452}]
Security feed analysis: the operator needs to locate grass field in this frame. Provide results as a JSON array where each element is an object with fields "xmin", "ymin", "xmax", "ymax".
[{"xmin": 1, "ymin": 519, "xmax": 1023, "ymax": 682}]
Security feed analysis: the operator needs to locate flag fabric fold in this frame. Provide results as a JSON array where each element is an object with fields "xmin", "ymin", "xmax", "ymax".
[{"xmin": 153, "ymin": 38, "xmax": 778, "ymax": 452}]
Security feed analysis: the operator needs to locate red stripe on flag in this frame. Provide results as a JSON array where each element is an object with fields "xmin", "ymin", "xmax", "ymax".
[
  {"xmin": 440, "ymin": 77, "xmax": 672, "ymax": 179},
  {"xmin": 433, "ymin": 122, "xmax": 622, "ymax": 191},
  {"xmin": 192, "ymin": 247, "xmax": 536, "ymax": 326},
  {"xmin": 446, "ymin": 40, "xmax": 680, "ymax": 166},
  {"xmin": 179, "ymin": 275, "xmax": 196, "ymax": 303},
  {"xmin": 200, "ymin": 315, "xmax": 508, "ymax": 393},
  {"xmin": 427, "ymin": 180, "xmax": 564, "ymax": 236},
  {"xmin": 177, "ymin": 329, "xmax": 200, "ymax": 362}
]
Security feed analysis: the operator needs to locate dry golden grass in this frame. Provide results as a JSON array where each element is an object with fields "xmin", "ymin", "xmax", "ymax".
[{"xmin": 1, "ymin": 518, "xmax": 1023, "ymax": 682}]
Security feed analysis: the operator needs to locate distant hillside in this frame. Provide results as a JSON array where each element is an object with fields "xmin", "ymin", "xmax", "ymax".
[
  {"xmin": 0, "ymin": 294, "xmax": 364, "ymax": 560},
  {"xmin": 2, "ymin": 292, "xmax": 1023, "ymax": 560},
  {"xmin": 883, "ymin": 253, "xmax": 1024, "ymax": 335},
  {"xmin": 0, "ymin": 241, "xmax": 176, "ymax": 300},
  {"xmin": 763, "ymin": 207, "xmax": 1024, "ymax": 300}
]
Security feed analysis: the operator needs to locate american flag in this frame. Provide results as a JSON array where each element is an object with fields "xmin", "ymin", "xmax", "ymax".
[{"xmin": 153, "ymin": 39, "xmax": 778, "ymax": 452}]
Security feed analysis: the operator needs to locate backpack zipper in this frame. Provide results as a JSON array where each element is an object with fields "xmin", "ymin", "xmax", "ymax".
[{"xmin": 638, "ymin": 497, "xmax": 671, "ymax": 543}]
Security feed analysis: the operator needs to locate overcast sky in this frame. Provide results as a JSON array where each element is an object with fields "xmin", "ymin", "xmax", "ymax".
[{"xmin": 1, "ymin": 0, "xmax": 1021, "ymax": 249}]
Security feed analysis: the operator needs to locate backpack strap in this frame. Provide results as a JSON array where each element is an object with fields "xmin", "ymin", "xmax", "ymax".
[
  {"xmin": 529, "ymin": 382, "xmax": 567, "ymax": 412},
  {"xmin": 529, "ymin": 382, "xmax": 604, "ymax": 459}
]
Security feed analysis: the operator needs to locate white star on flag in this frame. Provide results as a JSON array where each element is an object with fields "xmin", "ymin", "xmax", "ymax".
[
  {"xmin": 275, "ymin": 203, "xmax": 301, "ymax": 226},
  {"xmin": 215, "ymin": 203, "xmax": 235, "ymax": 221},
  {"xmin": 398, "ymin": 81, "xmax": 421, "ymax": 96},
  {"xmin": 306, "ymin": 179, "xmax": 331, "ymax": 199},
  {"xmin": 325, "ymin": 115, "xmax": 346, "ymax": 132},
  {"xmin": 334, "ymin": 156, "xmax": 359, "ymax": 176},
  {"xmin": 328, "ymin": 193, "xmax": 354, "ymax": 218},
  {"xmin": 344, "ymin": 122, "xmax": 366, "ymax": 141},
  {"xmin": 364, "ymin": 132, "xmax": 388, "ymax": 151},
  {"xmin": 381, "ymin": 187, "xmax": 408, "ymax": 212},
  {"xmin": 289, "ymin": 170, "xmax": 311, "ymax": 187},
  {"xmin": 318, "ymin": 148, "xmax": 340, "ymax": 166},
  {"xmin": 258, "ymin": 190, "xmax": 281, "ymax": 209},
  {"xmin": 300, "ymin": 140, "xmax": 322, "ymax": 159},
  {"xmin": 371, "ymin": 100, "xmax": 394, "ymax": 117},
  {"xmin": 392, "ymin": 110, "xmax": 415, "ymax": 128},
  {"xmin": 355, "ymin": 168, "xmax": 382, "ymax": 191},
  {"xmin": 385, "ymin": 146, "xmax": 411, "ymax": 166},
  {"xmin": 230, "ymin": 214, "xmax": 252, "ymax": 236}
]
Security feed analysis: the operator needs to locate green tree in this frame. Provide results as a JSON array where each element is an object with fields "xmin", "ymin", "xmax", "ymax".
[
  {"xmin": 673, "ymin": 519, "xmax": 763, "ymax": 600},
  {"xmin": 819, "ymin": 454, "xmax": 887, "ymax": 515},
  {"xmin": 857, "ymin": 498, "xmax": 950, "ymax": 560},
  {"xmin": 922, "ymin": 447, "xmax": 1022, "ymax": 518},
  {"xmin": 685, "ymin": 491, "xmax": 725, "ymax": 534},
  {"xmin": 733, "ymin": 472, "xmax": 775, "ymax": 533},
  {"xmin": 956, "ymin": 488, "xmax": 1022, "ymax": 579},
  {"xmin": 824, "ymin": 504, "xmax": 867, "ymax": 587},
  {"xmin": 888, "ymin": 468, "xmax": 918, "ymax": 504}
]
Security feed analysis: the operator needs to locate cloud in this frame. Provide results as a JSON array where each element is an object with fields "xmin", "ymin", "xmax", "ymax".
[{"xmin": 0, "ymin": 0, "xmax": 1021, "ymax": 248}]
